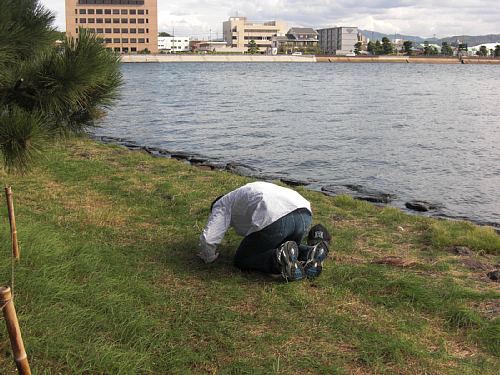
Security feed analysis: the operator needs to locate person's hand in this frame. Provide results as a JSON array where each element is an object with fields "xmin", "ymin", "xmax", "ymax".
[
  {"xmin": 198, "ymin": 241, "xmax": 219, "ymax": 264},
  {"xmin": 197, "ymin": 251, "xmax": 220, "ymax": 264}
]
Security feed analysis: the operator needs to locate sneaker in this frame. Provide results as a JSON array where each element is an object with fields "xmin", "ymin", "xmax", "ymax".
[
  {"xmin": 276, "ymin": 241, "xmax": 304, "ymax": 282},
  {"xmin": 304, "ymin": 241, "xmax": 329, "ymax": 279},
  {"xmin": 307, "ymin": 224, "xmax": 332, "ymax": 246}
]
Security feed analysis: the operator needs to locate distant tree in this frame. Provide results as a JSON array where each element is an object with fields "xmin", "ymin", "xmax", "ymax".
[
  {"xmin": 367, "ymin": 41, "xmax": 374, "ymax": 54},
  {"xmin": 158, "ymin": 32, "xmax": 171, "ymax": 37},
  {"xmin": 403, "ymin": 40, "xmax": 413, "ymax": 55},
  {"xmin": 495, "ymin": 45, "xmax": 500, "ymax": 57},
  {"xmin": 354, "ymin": 42, "xmax": 362, "ymax": 55},
  {"xmin": 423, "ymin": 41, "xmax": 438, "ymax": 55},
  {"xmin": 441, "ymin": 42, "xmax": 453, "ymax": 56},
  {"xmin": 478, "ymin": 45, "xmax": 488, "ymax": 56},
  {"xmin": 381, "ymin": 37, "xmax": 393, "ymax": 55},
  {"xmin": 374, "ymin": 40, "xmax": 383, "ymax": 55},
  {"xmin": 138, "ymin": 48, "xmax": 151, "ymax": 54},
  {"xmin": 247, "ymin": 40, "xmax": 259, "ymax": 54}
]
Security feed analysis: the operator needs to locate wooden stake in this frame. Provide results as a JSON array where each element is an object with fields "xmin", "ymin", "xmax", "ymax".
[
  {"xmin": 5, "ymin": 186, "xmax": 20, "ymax": 260},
  {"xmin": 0, "ymin": 286, "xmax": 32, "ymax": 375}
]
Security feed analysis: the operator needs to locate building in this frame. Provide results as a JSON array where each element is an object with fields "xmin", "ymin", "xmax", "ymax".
[
  {"xmin": 468, "ymin": 43, "xmax": 500, "ymax": 56},
  {"xmin": 65, "ymin": 0, "xmax": 158, "ymax": 54},
  {"xmin": 317, "ymin": 27, "xmax": 358, "ymax": 55},
  {"xmin": 223, "ymin": 17, "xmax": 288, "ymax": 53},
  {"xmin": 158, "ymin": 36, "xmax": 190, "ymax": 53},
  {"xmin": 271, "ymin": 27, "xmax": 318, "ymax": 54}
]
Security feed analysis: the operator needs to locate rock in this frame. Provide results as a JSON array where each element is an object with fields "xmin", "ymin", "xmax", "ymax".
[
  {"xmin": 461, "ymin": 259, "xmax": 491, "ymax": 271},
  {"xmin": 280, "ymin": 178, "xmax": 310, "ymax": 187},
  {"xmin": 321, "ymin": 184, "xmax": 395, "ymax": 203},
  {"xmin": 189, "ymin": 157, "xmax": 208, "ymax": 164},
  {"xmin": 487, "ymin": 270, "xmax": 499, "ymax": 281},
  {"xmin": 446, "ymin": 246, "xmax": 473, "ymax": 256},
  {"xmin": 405, "ymin": 200, "xmax": 437, "ymax": 212},
  {"xmin": 170, "ymin": 151, "xmax": 192, "ymax": 161},
  {"xmin": 100, "ymin": 136, "xmax": 123, "ymax": 143},
  {"xmin": 225, "ymin": 162, "xmax": 260, "ymax": 177}
]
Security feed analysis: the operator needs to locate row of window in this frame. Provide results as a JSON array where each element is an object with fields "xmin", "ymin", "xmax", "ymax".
[
  {"xmin": 76, "ymin": 27, "xmax": 149, "ymax": 34},
  {"xmin": 76, "ymin": 18, "xmax": 148, "ymax": 24},
  {"xmin": 78, "ymin": 0, "xmax": 145, "ymax": 5},
  {"xmin": 75, "ymin": 8, "xmax": 147, "ymax": 15},
  {"xmin": 103, "ymin": 38, "xmax": 149, "ymax": 44}
]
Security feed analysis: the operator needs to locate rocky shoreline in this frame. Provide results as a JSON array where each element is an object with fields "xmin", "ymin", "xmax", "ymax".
[{"xmin": 91, "ymin": 135, "xmax": 500, "ymax": 233}]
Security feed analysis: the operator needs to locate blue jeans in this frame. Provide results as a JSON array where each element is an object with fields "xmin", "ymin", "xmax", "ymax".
[{"xmin": 234, "ymin": 208, "xmax": 313, "ymax": 274}]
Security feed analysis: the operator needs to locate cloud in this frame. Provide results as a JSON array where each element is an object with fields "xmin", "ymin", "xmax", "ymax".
[{"xmin": 41, "ymin": 0, "xmax": 500, "ymax": 38}]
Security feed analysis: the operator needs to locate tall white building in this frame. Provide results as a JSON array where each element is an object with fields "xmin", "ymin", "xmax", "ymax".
[
  {"xmin": 317, "ymin": 27, "xmax": 358, "ymax": 55},
  {"xmin": 158, "ymin": 36, "xmax": 190, "ymax": 53},
  {"xmin": 223, "ymin": 17, "xmax": 288, "ymax": 52}
]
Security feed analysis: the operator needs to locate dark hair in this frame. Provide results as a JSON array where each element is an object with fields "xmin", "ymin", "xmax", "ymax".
[{"xmin": 210, "ymin": 195, "xmax": 224, "ymax": 211}]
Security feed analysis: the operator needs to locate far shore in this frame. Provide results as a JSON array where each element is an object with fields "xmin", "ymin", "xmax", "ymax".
[{"xmin": 120, "ymin": 54, "xmax": 500, "ymax": 64}]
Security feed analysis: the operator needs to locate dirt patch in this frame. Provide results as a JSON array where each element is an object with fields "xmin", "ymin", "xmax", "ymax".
[
  {"xmin": 461, "ymin": 259, "xmax": 493, "ymax": 271},
  {"xmin": 372, "ymin": 256, "xmax": 418, "ymax": 268}
]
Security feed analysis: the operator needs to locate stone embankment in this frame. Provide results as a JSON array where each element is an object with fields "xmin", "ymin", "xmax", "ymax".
[
  {"xmin": 120, "ymin": 54, "xmax": 500, "ymax": 64},
  {"xmin": 121, "ymin": 54, "xmax": 316, "ymax": 63},
  {"xmin": 92, "ymin": 135, "xmax": 500, "ymax": 232}
]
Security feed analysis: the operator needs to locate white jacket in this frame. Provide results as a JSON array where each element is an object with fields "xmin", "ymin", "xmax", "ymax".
[{"xmin": 198, "ymin": 181, "xmax": 311, "ymax": 263}]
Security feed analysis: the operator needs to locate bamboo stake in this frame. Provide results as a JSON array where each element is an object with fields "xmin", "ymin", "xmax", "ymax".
[
  {"xmin": 0, "ymin": 286, "xmax": 32, "ymax": 375},
  {"xmin": 5, "ymin": 186, "xmax": 20, "ymax": 260}
]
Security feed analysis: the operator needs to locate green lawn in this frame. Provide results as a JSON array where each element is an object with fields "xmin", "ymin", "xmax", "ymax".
[{"xmin": 1, "ymin": 138, "xmax": 499, "ymax": 374}]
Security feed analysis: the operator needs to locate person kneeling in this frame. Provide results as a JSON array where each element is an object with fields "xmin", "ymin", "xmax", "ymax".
[{"xmin": 198, "ymin": 181, "xmax": 331, "ymax": 281}]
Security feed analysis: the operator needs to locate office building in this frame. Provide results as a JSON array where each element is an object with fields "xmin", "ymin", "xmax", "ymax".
[
  {"xmin": 65, "ymin": 0, "xmax": 158, "ymax": 53},
  {"xmin": 223, "ymin": 17, "xmax": 288, "ymax": 53},
  {"xmin": 317, "ymin": 27, "xmax": 358, "ymax": 55},
  {"xmin": 158, "ymin": 36, "xmax": 190, "ymax": 53}
]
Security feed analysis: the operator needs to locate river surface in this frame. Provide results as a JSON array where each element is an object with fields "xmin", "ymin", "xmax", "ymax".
[{"xmin": 96, "ymin": 63, "xmax": 500, "ymax": 225}]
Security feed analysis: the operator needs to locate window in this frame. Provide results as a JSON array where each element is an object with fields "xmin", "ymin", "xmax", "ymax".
[
  {"xmin": 146, "ymin": 19, "xmax": 148, "ymax": 24},
  {"xmin": 105, "ymin": 28, "xmax": 112, "ymax": 33},
  {"xmin": 75, "ymin": 9, "xmax": 77, "ymax": 14},
  {"xmin": 104, "ymin": 9, "xmax": 111, "ymax": 14},
  {"xmin": 130, "ymin": 28, "xmax": 136, "ymax": 33},
  {"xmin": 75, "ymin": 18, "xmax": 78, "ymax": 23},
  {"xmin": 122, "ymin": 38, "xmax": 128, "ymax": 43},
  {"xmin": 88, "ymin": 9, "xmax": 95, "ymax": 14},
  {"xmin": 138, "ymin": 10, "xmax": 144, "ymax": 15},
  {"xmin": 79, "ymin": 9, "xmax": 86, "ymax": 14},
  {"xmin": 88, "ymin": 18, "xmax": 95, "ymax": 23},
  {"xmin": 76, "ymin": 28, "xmax": 78, "ymax": 33},
  {"xmin": 114, "ymin": 47, "xmax": 120, "ymax": 52},
  {"xmin": 113, "ymin": 38, "xmax": 120, "ymax": 43},
  {"xmin": 146, "ymin": 10, "xmax": 148, "ymax": 15},
  {"xmin": 96, "ymin": 18, "xmax": 103, "ymax": 23},
  {"xmin": 121, "ymin": 28, "xmax": 128, "ymax": 33},
  {"xmin": 121, "ymin": 18, "xmax": 128, "ymax": 23},
  {"xmin": 122, "ymin": 47, "xmax": 129, "ymax": 52},
  {"xmin": 146, "ymin": 28, "xmax": 148, "ymax": 33},
  {"xmin": 105, "ymin": 18, "xmax": 111, "ymax": 23},
  {"xmin": 96, "ymin": 9, "xmax": 103, "ymax": 14},
  {"xmin": 138, "ymin": 38, "xmax": 145, "ymax": 43},
  {"xmin": 130, "ymin": 38, "xmax": 137, "ymax": 43},
  {"xmin": 138, "ymin": 28, "xmax": 144, "ymax": 33},
  {"xmin": 96, "ymin": 28, "xmax": 104, "ymax": 33},
  {"xmin": 138, "ymin": 19, "xmax": 144, "ymax": 24},
  {"xmin": 113, "ymin": 19, "xmax": 120, "ymax": 23},
  {"xmin": 80, "ymin": 18, "xmax": 87, "ymax": 23},
  {"xmin": 129, "ymin": 9, "xmax": 136, "ymax": 15},
  {"xmin": 121, "ymin": 9, "xmax": 128, "ymax": 14},
  {"xmin": 113, "ymin": 9, "xmax": 119, "ymax": 14},
  {"xmin": 146, "ymin": 38, "xmax": 149, "ymax": 43},
  {"xmin": 131, "ymin": 47, "xmax": 136, "ymax": 52},
  {"xmin": 130, "ymin": 19, "xmax": 136, "ymax": 24},
  {"xmin": 113, "ymin": 28, "xmax": 120, "ymax": 33}
]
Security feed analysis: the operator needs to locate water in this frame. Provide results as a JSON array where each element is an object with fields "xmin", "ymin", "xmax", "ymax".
[{"xmin": 97, "ymin": 63, "xmax": 500, "ymax": 225}]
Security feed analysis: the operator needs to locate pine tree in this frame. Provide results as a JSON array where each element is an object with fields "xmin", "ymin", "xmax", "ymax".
[
  {"xmin": 0, "ymin": 0, "xmax": 122, "ymax": 171},
  {"xmin": 247, "ymin": 40, "xmax": 259, "ymax": 54}
]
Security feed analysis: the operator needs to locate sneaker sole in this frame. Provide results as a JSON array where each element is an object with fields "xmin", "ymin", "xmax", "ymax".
[
  {"xmin": 280, "ymin": 242, "xmax": 304, "ymax": 282},
  {"xmin": 304, "ymin": 242, "xmax": 329, "ymax": 279}
]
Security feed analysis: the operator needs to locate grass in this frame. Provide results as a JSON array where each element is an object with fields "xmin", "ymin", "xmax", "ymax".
[{"xmin": 0, "ymin": 138, "xmax": 499, "ymax": 374}]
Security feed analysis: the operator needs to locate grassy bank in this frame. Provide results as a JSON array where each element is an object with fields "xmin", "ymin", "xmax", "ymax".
[{"xmin": 1, "ymin": 138, "xmax": 499, "ymax": 374}]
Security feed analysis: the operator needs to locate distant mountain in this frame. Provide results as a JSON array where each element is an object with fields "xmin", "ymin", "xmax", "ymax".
[{"xmin": 359, "ymin": 29, "xmax": 500, "ymax": 46}]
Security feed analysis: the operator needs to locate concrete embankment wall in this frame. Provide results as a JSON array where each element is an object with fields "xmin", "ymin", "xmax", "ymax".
[
  {"xmin": 317, "ymin": 56, "xmax": 500, "ymax": 64},
  {"xmin": 121, "ymin": 54, "xmax": 317, "ymax": 63}
]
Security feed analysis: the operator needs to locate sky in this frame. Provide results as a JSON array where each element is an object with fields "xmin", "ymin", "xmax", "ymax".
[{"xmin": 41, "ymin": 0, "xmax": 500, "ymax": 39}]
